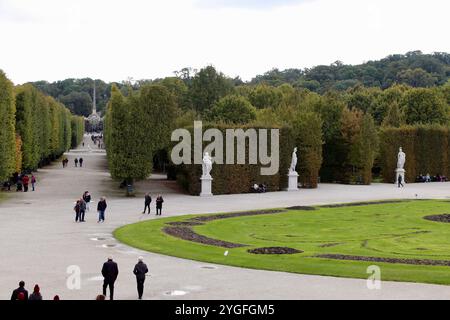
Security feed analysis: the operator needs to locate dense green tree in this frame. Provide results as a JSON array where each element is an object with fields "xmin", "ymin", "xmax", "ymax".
[
  {"xmin": 292, "ymin": 112, "xmax": 323, "ymax": 188},
  {"xmin": 138, "ymin": 84, "xmax": 179, "ymax": 151},
  {"xmin": 402, "ymin": 88, "xmax": 448, "ymax": 125},
  {"xmin": 15, "ymin": 85, "xmax": 35, "ymax": 170},
  {"xmin": 0, "ymin": 71, "xmax": 17, "ymax": 181},
  {"xmin": 248, "ymin": 84, "xmax": 282, "ymax": 109},
  {"xmin": 382, "ymin": 102, "xmax": 405, "ymax": 127},
  {"xmin": 105, "ymin": 84, "xmax": 178, "ymax": 189},
  {"xmin": 158, "ymin": 77, "xmax": 191, "ymax": 110},
  {"xmin": 396, "ymin": 68, "xmax": 438, "ymax": 87},
  {"xmin": 60, "ymin": 91, "xmax": 93, "ymax": 117},
  {"xmin": 190, "ymin": 66, "xmax": 234, "ymax": 114},
  {"xmin": 208, "ymin": 95, "xmax": 256, "ymax": 124}
]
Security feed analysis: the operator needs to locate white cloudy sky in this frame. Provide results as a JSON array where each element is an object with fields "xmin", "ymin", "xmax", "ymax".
[{"xmin": 0, "ymin": 0, "xmax": 449, "ymax": 84}]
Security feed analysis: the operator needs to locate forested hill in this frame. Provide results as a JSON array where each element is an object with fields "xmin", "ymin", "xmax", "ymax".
[
  {"xmin": 29, "ymin": 51, "xmax": 449, "ymax": 117},
  {"xmin": 251, "ymin": 51, "xmax": 450, "ymax": 92}
]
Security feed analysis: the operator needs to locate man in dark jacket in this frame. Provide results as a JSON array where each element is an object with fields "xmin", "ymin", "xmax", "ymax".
[
  {"xmin": 11, "ymin": 281, "xmax": 28, "ymax": 300},
  {"xmin": 79, "ymin": 157, "xmax": 84, "ymax": 167},
  {"xmin": 79, "ymin": 198, "xmax": 87, "ymax": 222},
  {"xmin": 74, "ymin": 200, "xmax": 81, "ymax": 222},
  {"xmin": 133, "ymin": 257, "xmax": 149, "ymax": 300},
  {"xmin": 156, "ymin": 195, "xmax": 164, "ymax": 216},
  {"xmin": 102, "ymin": 256, "xmax": 119, "ymax": 300},
  {"xmin": 143, "ymin": 193, "xmax": 152, "ymax": 214},
  {"xmin": 398, "ymin": 174, "xmax": 404, "ymax": 188},
  {"xmin": 97, "ymin": 197, "xmax": 107, "ymax": 223}
]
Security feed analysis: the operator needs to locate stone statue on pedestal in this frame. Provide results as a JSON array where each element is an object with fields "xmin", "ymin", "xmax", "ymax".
[
  {"xmin": 397, "ymin": 147, "xmax": 406, "ymax": 170},
  {"xmin": 202, "ymin": 152, "xmax": 212, "ymax": 178},
  {"xmin": 200, "ymin": 152, "xmax": 213, "ymax": 197},
  {"xmin": 395, "ymin": 147, "xmax": 406, "ymax": 185},
  {"xmin": 287, "ymin": 147, "xmax": 299, "ymax": 191},
  {"xmin": 289, "ymin": 147, "xmax": 298, "ymax": 174}
]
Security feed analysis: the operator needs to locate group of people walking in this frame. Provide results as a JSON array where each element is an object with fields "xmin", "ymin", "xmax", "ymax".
[
  {"xmin": 62, "ymin": 157, "xmax": 84, "ymax": 168},
  {"xmin": 74, "ymin": 158, "xmax": 84, "ymax": 167},
  {"xmin": 12, "ymin": 256, "xmax": 150, "ymax": 300},
  {"xmin": 143, "ymin": 193, "xmax": 164, "ymax": 215},
  {"xmin": 74, "ymin": 191, "xmax": 107, "ymax": 223},
  {"xmin": 101, "ymin": 256, "xmax": 149, "ymax": 300},
  {"xmin": 5, "ymin": 172, "xmax": 37, "ymax": 192},
  {"xmin": 11, "ymin": 281, "xmax": 59, "ymax": 301}
]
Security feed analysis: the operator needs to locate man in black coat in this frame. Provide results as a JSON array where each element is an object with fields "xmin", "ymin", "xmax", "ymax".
[
  {"xmin": 11, "ymin": 281, "xmax": 28, "ymax": 300},
  {"xmin": 102, "ymin": 256, "xmax": 119, "ymax": 300},
  {"xmin": 133, "ymin": 257, "xmax": 149, "ymax": 300},
  {"xmin": 143, "ymin": 193, "xmax": 152, "ymax": 214}
]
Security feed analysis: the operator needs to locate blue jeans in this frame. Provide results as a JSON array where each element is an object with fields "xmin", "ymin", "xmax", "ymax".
[{"xmin": 98, "ymin": 210, "xmax": 105, "ymax": 221}]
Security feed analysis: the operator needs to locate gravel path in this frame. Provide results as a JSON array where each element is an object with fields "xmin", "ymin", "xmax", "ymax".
[{"xmin": 1, "ymin": 135, "xmax": 450, "ymax": 300}]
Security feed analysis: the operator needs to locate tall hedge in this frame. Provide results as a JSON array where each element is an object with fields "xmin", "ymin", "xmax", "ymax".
[
  {"xmin": 0, "ymin": 75, "xmax": 84, "ymax": 176},
  {"xmin": 173, "ymin": 122, "xmax": 322, "ymax": 195},
  {"xmin": 105, "ymin": 84, "xmax": 177, "ymax": 185},
  {"xmin": 0, "ymin": 71, "xmax": 17, "ymax": 181},
  {"xmin": 379, "ymin": 125, "xmax": 449, "ymax": 182},
  {"xmin": 292, "ymin": 112, "xmax": 323, "ymax": 188}
]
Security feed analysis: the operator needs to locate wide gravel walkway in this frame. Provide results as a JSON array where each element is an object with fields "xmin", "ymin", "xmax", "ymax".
[{"xmin": 1, "ymin": 135, "xmax": 450, "ymax": 300}]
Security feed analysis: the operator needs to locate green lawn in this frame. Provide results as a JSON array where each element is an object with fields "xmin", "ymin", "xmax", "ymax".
[{"xmin": 114, "ymin": 200, "xmax": 450, "ymax": 285}]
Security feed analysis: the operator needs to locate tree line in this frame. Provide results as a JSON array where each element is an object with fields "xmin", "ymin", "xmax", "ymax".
[
  {"xmin": 102, "ymin": 52, "xmax": 449, "ymax": 190},
  {"xmin": 0, "ymin": 71, "xmax": 84, "ymax": 182},
  {"xmin": 28, "ymin": 51, "xmax": 449, "ymax": 117}
]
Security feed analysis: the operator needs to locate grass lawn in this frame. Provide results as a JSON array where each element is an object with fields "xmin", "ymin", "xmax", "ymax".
[{"xmin": 114, "ymin": 200, "xmax": 450, "ymax": 285}]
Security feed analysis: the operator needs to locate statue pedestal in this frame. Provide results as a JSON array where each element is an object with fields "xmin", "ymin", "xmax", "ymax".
[
  {"xmin": 287, "ymin": 171, "xmax": 299, "ymax": 191},
  {"xmin": 395, "ymin": 169, "xmax": 406, "ymax": 184},
  {"xmin": 200, "ymin": 176, "xmax": 213, "ymax": 197}
]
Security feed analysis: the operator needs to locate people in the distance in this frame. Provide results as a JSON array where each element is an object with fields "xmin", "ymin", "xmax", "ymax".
[
  {"xmin": 156, "ymin": 195, "xmax": 164, "ymax": 216},
  {"xmin": 143, "ymin": 193, "xmax": 152, "ymax": 214},
  {"xmin": 97, "ymin": 197, "xmax": 107, "ymax": 223}
]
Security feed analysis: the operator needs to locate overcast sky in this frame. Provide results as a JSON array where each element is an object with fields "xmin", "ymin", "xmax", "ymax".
[{"xmin": 1, "ymin": 0, "xmax": 449, "ymax": 84}]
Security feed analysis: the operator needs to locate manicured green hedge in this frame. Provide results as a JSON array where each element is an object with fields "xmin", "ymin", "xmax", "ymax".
[
  {"xmin": 174, "ymin": 123, "xmax": 321, "ymax": 195},
  {"xmin": 379, "ymin": 125, "xmax": 449, "ymax": 182},
  {"xmin": 0, "ymin": 71, "xmax": 17, "ymax": 181},
  {"xmin": 0, "ymin": 72, "xmax": 83, "ymax": 180}
]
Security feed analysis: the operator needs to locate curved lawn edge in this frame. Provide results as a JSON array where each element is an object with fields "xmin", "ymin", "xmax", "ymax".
[{"xmin": 114, "ymin": 200, "xmax": 450, "ymax": 286}]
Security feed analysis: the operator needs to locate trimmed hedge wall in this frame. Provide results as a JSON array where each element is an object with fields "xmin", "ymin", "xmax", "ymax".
[
  {"xmin": 379, "ymin": 125, "xmax": 449, "ymax": 183},
  {"xmin": 174, "ymin": 123, "xmax": 321, "ymax": 195}
]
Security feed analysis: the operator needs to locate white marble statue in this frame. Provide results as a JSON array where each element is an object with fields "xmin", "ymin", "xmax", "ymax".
[
  {"xmin": 202, "ymin": 152, "xmax": 213, "ymax": 177},
  {"xmin": 397, "ymin": 147, "xmax": 406, "ymax": 169},
  {"xmin": 289, "ymin": 147, "xmax": 298, "ymax": 174}
]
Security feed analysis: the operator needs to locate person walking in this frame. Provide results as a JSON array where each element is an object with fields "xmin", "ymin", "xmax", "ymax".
[
  {"xmin": 74, "ymin": 199, "xmax": 81, "ymax": 222},
  {"xmin": 79, "ymin": 158, "xmax": 84, "ymax": 168},
  {"xmin": 83, "ymin": 191, "xmax": 92, "ymax": 211},
  {"xmin": 31, "ymin": 175, "xmax": 36, "ymax": 191},
  {"xmin": 74, "ymin": 158, "xmax": 79, "ymax": 167},
  {"xmin": 29, "ymin": 285, "xmax": 43, "ymax": 301},
  {"xmin": 143, "ymin": 193, "xmax": 152, "ymax": 214},
  {"xmin": 156, "ymin": 195, "xmax": 164, "ymax": 216},
  {"xmin": 79, "ymin": 198, "xmax": 87, "ymax": 222},
  {"xmin": 97, "ymin": 197, "xmax": 107, "ymax": 223},
  {"xmin": 16, "ymin": 176, "xmax": 23, "ymax": 192},
  {"xmin": 11, "ymin": 281, "xmax": 28, "ymax": 301},
  {"xmin": 101, "ymin": 256, "xmax": 119, "ymax": 301},
  {"xmin": 22, "ymin": 174, "xmax": 29, "ymax": 192},
  {"xmin": 133, "ymin": 257, "xmax": 148, "ymax": 300},
  {"xmin": 398, "ymin": 175, "xmax": 404, "ymax": 188}
]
